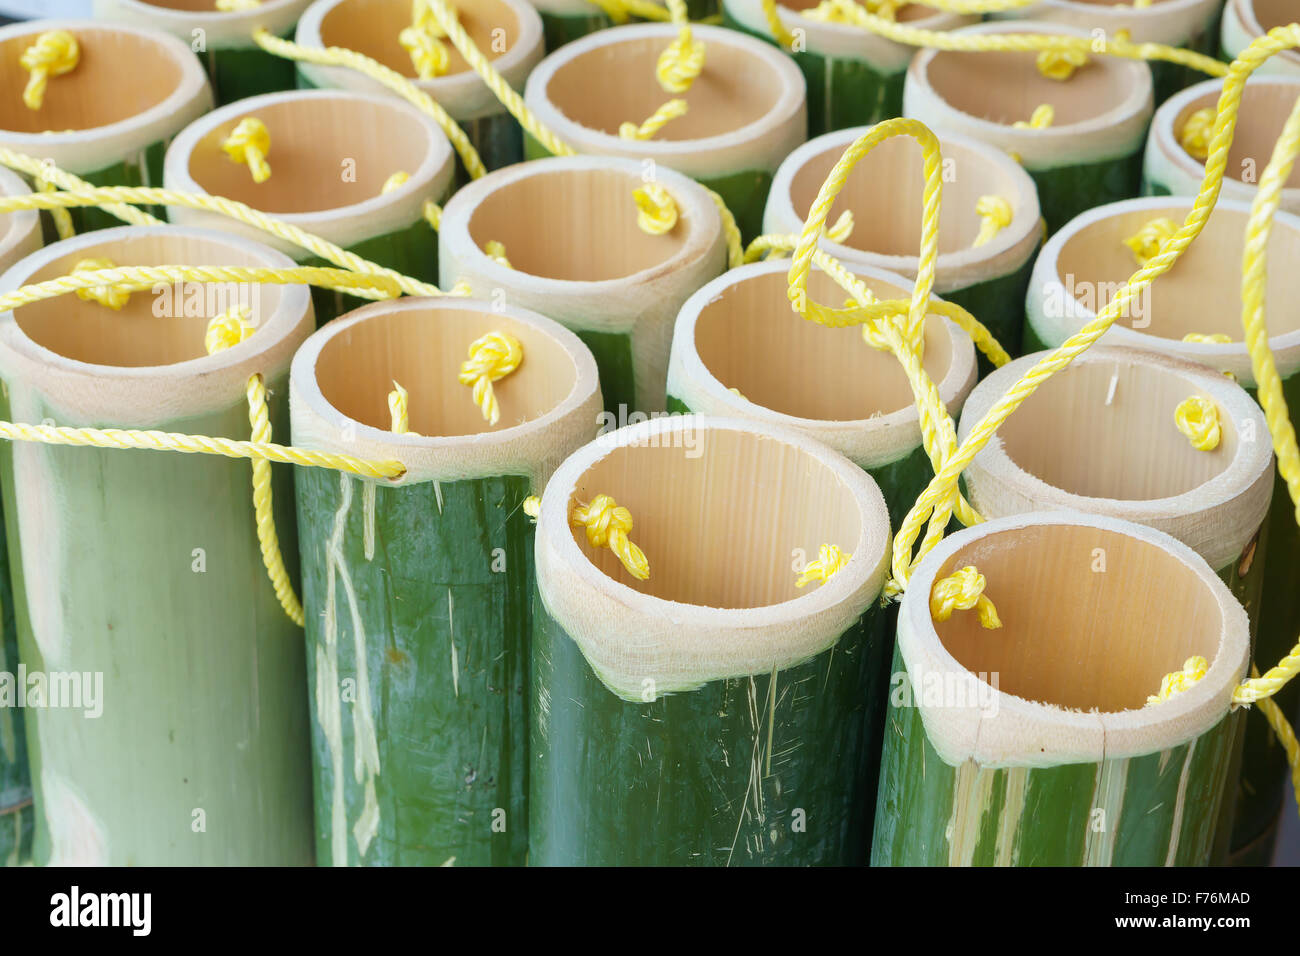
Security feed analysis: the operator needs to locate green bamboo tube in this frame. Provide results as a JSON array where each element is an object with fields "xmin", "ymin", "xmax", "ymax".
[
  {"xmin": 294, "ymin": 0, "xmax": 545, "ymax": 176},
  {"xmin": 1145, "ymin": 76, "xmax": 1300, "ymax": 214},
  {"xmin": 0, "ymin": 19, "xmax": 212, "ymax": 236},
  {"xmin": 531, "ymin": 414, "xmax": 893, "ymax": 865},
  {"xmin": 0, "ymin": 224, "xmax": 315, "ymax": 865},
  {"xmin": 904, "ymin": 21, "xmax": 1154, "ymax": 235},
  {"xmin": 522, "ymin": 22, "xmax": 807, "ymax": 240},
  {"xmin": 723, "ymin": 0, "xmax": 974, "ymax": 135},
  {"xmin": 93, "ymin": 0, "xmax": 314, "ymax": 104},
  {"xmin": 763, "ymin": 125, "xmax": 1042, "ymax": 361},
  {"xmin": 991, "ymin": 0, "xmax": 1223, "ymax": 103},
  {"xmin": 958, "ymin": 345, "xmax": 1274, "ymax": 863},
  {"xmin": 873, "ymin": 511, "xmax": 1251, "ymax": 866},
  {"xmin": 438, "ymin": 155, "xmax": 727, "ymax": 415},
  {"xmin": 665, "ymin": 259, "xmax": 976, "ymax": 530},
  {"xmin": 162, "ymin": 89, "xmax": 454, "ymax": 324},
  {"xmin": 1025, "ymin": 195, "xmax": 1300, "ymax": 864},
  {"xmin": 528, "ymin": 0, "xmax": 720, "ymax": 52},
  {"xmin": 1222, "ymin": 0, "xmax": 1300, "ymax": 77},
  {"xmin": 289, "ymin": 295, "xmax": 601, "ymax": 866}
]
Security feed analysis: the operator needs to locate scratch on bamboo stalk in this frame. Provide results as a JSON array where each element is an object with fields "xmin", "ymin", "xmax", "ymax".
[
  {"xmin": 363, "ymin": 481, "xmax": 376, "ymax": 561},
  {"xmin": 995, "ymin": 768, "xmax": 1029, "ymax": 867},
  {"xmin": 1164, "ymin": 741, "xmax": 1198, "ymax": 866},
  {"xmin": 1084, "ymin": 760, "xmax": 1129, "ymax": 866},
  {"xmin": 320, "ymin": 473, "xmax": 351, "ymax": 865},
  {"xmin": 42, "ymin": 773, "xmax": 105, "ymax": 866},
  {"xmin": 947, "ymin": 761, "xmax": 996, "ymax": 867},
  {"xmin": 449, "ymin": 589, "xmax": 460, "ymax": 698}
]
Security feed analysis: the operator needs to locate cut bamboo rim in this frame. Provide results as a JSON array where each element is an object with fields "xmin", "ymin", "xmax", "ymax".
[
  {"xmin": 904, "ymin": 21, "xmax": 1153, "ymax": 171},
  {"xmin": 294, "ymin": 0, "xmax": 545, "ymax": 122},
  {"xmin": 0, "ymin": 19, "xmax": 212, "ymax": 176},
  {"xmin": 0, "ymin": 225, "xmax": 313, "ymax": 426},
  {"xmin": 163, "ymin": 89, "xmax": 454, "ymax": 258},
  {"xmin": 1222, "ymin": 0, "xmax": 1300, "ymax": 76},
  {"xmin": 1027, "ymin": 195, "xmax": 1300, "ymax": 385},
  {"xmin": 667, "ymin": 259, "xmax": 977, "ymax": 470},
  {"xmin": 992, "ymin": 0, "xmax": 1222, "ymax": 46},
  {"xmin": 438, "ymin": 155, "xmax": 727, "ymax": 409},
  {"xmin": 93, "ymin": 0, "xmax": 313, "ymax": 50},
  {"xmin": 522, "ymin": 23, "xmax": 805, "ymax": 181},
  {"xmin": 900, "ymin": 511, "xmax": 1250, "ymax": 767},
  {"xmin": 290, "ymin": 296, "xmax": 602, "ymax": 486},
  {"xmin": 1146, "ymin": 76, "xmax": 1300, "ymax": 213},
  {"xmin": 763, "ymin": 126, "xmax": 1041, "ymax": 293},
  {"xmin": 535, "ymin": 415, "xmax": 891, "ymax": 699},
  {"xmin": 0, "ymin": 166, "xmax": 42, "ymax": 276},
  {"xmin": 959, "ymin": 346, "xmax": 1273, "ymax": 572}
]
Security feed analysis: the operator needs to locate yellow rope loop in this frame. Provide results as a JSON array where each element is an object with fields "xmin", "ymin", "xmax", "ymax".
[
  {"xmin": 388, "ymin": 380, "xmax": 417, "ymax": 435},
  {"xmin": 221, "ymin": 117, "xmax": 272, "ymax": 184},
  {"xmin": 803, "ymin": 0, "xmax": 870, "ymax": 22},
  {"xmin": 1012, "ymin": 103, "xmax": 1055, "ymax": 129},
  {"xmin": 423, "ymin": 199, "xmax": 443, "ymax": 231},
  {"xmin": 1036, "ymin": 47, "xmax": 1088, "ymax": 81},
  {"xmin": 1174, "ymin": 396, "xmax": 1222, "ymax": 451},
  {"xmin": 400, "ymin": 0, "xmax": 453, "ymax": 80},
  {"xmin": 216, "ymin": 0, "xmax": 263, "ymax": 9},
  {"xmin": 1122, "ymin": 216, "xmax": 1178, "ymax": 266},
  {"xmin": 656, "ymin": 0, "xmax": 705, "ymax": 95},
  {"xmin": 20, "ymin": 30, "xmax": 79, "ymax": 111},
  {"xmin": 930, "ymin": 565, "xmax": 1002, "ymax": 629},
  {"xmin": 972, "ymin": 195, "xmax": 1012, "ymax": 248},
  {"xmin": 1183, "ymin": 332, "xmax": 1232, "ymax": 344},
  {"xmin": 484, "ymin": 240, "xmax": 512, "ymax": 268},
  {"xmin": 619, "ymin": 98, "xmax": 688, "ymax": 141},
  {"xmin": 795, "ymin": 543, "xmax": 851, "ymax": 588},
  {"xmin": 458, "ymin": 330, "xmax": 522, "ymax": 425},
  {"xmin": 72, "ymin": 257, "xmax": 132, "ymax": 310},
  {"xmin": 824, "ymin": 209, "xmax": 854, "ymax": 243},
  {"xmin": 633, "ymin": 183, "xmax": 679, "ymax": 235},
  {"xmin": 37, "ymin": 173, "xmax": 75, "ymax": 241},
  {"xmin": 203, "ymin": 303, "xmax": 255, "ymax": 354},
  {"xmin": 522, "ymin": 494, "xmax": 540, "ymax": 520},
  {"xmin": 1146, "ymin": 656, "xmax": 1208, "ymax": 706},
  {"xmin": 449, "ymin": 278, "xmax": 473, "ymax": 296},
  {"xmin": 382, "ymin": 171, "xmax": 410, "ymax": 194},
  {"xmin": 571, "ymin": 494, "xmax": 650, "ymax": 580},
  {"xmin": 1180, "ymin": 106, "xmax": 1215, "ymax": 160}
]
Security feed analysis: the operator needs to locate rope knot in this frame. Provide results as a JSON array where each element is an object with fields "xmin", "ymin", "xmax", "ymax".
[
  {"xmin": 1035, "ymin": 48, "xmax": 1088, "ymax": 81},
  {"xmin": 656, "ymin": 29, "xmax": 705, "ymax": 94},
  {"xmin": 930, "ymin": 565, "xmax": 1002, "ymax": 629},
  {"xmin": 1123, "ymin": 216, "xmax": 1178, "ymax": 266},
  {"xmin": 388, "ymin": 380, "xmax": 415, "ymax": 435},
  {"xmin": 1179, "ymin": 107, "xmax": 1214, "ymax": 161},
  {"xmin": 1147, "ymin": 656, "xmax": 1208, "ymax": 706},
  {"xmin": 1013, "ymin": 103, "xmax": 1055, "ymax": 130},
  {"xmin": 632, "ymin": 183, "xmax": 678, "ymax": 235},
  {"xmin": 973, "ymin": 195, "xmax": 1012, "ymax": 248},
  {"xmin": 222, "ymin": 117, "xmax": 272, "ymax": 184},
  {"xmin": 382, "ymin": 170, "xmax": 410, "ymax": 193},
  {"xmin": 204, "ymin": 304, "xmax": 255, "ymax": 354},
  {"xmin": 795, "ymin": 544, "xmax": 851, "ymax": 588},
  {"xmin": 571, "ymin": 494, "xmax": 649, "ymax": 580},
  {"xmin": 458, "ymin": 330, "xmax": 523, "ymax": 425},
  {"xmin": 21, "ymin": 30, "xmax": 79, "ymax": 111},
  {"xmin": 1174, "ymin": 395, "xmax": 1221, "ymax": 451},
  {"xmin": 73, "ymin": 257, "xmax": 132, "ymax": 311}
]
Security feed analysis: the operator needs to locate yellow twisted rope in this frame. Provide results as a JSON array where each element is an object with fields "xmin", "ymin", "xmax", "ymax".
[
  {"xmin": 1180, "ymin": 106, "xmax": 1215, "ymax": 161},
  {"xmin": 484, "ymin": 239, "xmax": 512, "ymax": 268},
  {"xmin": 571, "ymin": 494, "xmax": 650, "ymax": 580},
  {"xmin": 1146, "ymin": 656, "xmax": 1209, "ymax": 706},
  {"xmin": 632, "ymin": 183, "xmax": 679, "ymax": 234},
  {"xmin": 1036, "ymin": 48, "xmax": 1087, "ymax": 81},
  {"xmin": 619, "ymin": 98, "xmax": 688, "ymax": 141},
  {"xmin": 389, "ymin": 380, "xmax": 416, "ymax": 435},
  {"xmin": 972, "ymin": 195, "xmax": 1012, "ymax": 248},
  {"xmin": 795, "ymin": 543, "xmax": 851, "ymax": 587},
  {"xmin": 657, "ymin": 0, "xmax": 705, "ymax": 95},
  {"xmin": 1012, "ymin": 104, "xmax": 1055, "ymax": 130},
  {"xmin": 522, "ymin": 494, "xmax": 541, "ymax": 520},
  {"xmin": 401, "ymin": 0, "xmax": 454, "ymax": 80},
  {"xmin": 1174, "ymin": 396, "xmax": 1222, "ymax": 451},
  {"xmin": 72, "ymin": 257, "xmax": 132, "ymax": 310},
  {"xmin": 459, "ymin": 331, "xmax": 523, "ymax": 425},
  {"xmin": 216, "ymin": 0, "xmax": 262, "ymax": 9},
  {"xmin": 1123, "ymin": 216, "xmax": 1178, "ymax": 265},
  {"xmin": 1184, "ymin": 332, "xmax": 1233, "ymax": 344},
  {"xmin": 584, "ymin": 0, "xmax": 673, "ymax": 22},
  {"xmin": 222, "ymin": 117, "xmax": 272, "ymax": 184},
  {"xmin": 36, "ymin": 172, "xmax": 75, "ymax": 241},
  {"xmin": 20, "ymin": 30, "xmax": 79, "ymax": 111},
  {"xmin": 930, "ymin": 565, "xmax": 1001, "ymax": 628}
]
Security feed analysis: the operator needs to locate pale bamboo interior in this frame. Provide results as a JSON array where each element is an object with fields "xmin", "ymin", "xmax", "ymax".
[
  {"xmin": 1252, "ymin": 0, "xmax": 1300, "ymax": 31},
  {"xmin": 777, "ymin": 0, "xmax": 934, "ymax": 20},
  {"xmin": 1055, "ymin": 203, "xmax": 1300, "ymax": 339},
  {"xmin": 12, "ymin": 235, "xmax": 287, "ymax": 367},
  {"xmin": 543, "ymin": 33, "xmax": 784, "ymax": 140},
  {"xmin": 467, "ymin": 167, "xmax": 691, "ymax": 280},
  {"xmin": 314, "ymin": 305, "xmax": 577, "ymax": 436},
  {"xmin": 934, "ymin": 524, "xmax": 1222, "ymax": 712},
  {"xmin": 693, "ymin": 269, "xmax": 953, "ymax": 419},
  {"xmin": 185, "ymin": 96, "xmax": 431, "ymax": 214},
  {"xmin": 573, "ymin": 428, "xmax": 865, "ymax": 607},
  {"xmin": 995, "ymin": 360, "xmax": 1236, "ymax": 499},
  {"xmin": 0, "ymin": 28, "xmax": 182, "ymax": 133},
  {"xmin": 137, "ymin": 0, "xmax": 267, "ymax": 7},
  {"xmin": 1175, "ymin": 83, "xmax": 1300, "ymax": 188},
  {"xmin": 788, "ymin": 136, "xmax": 1023, "ymax": 255},
  {"xmin": 318, "ymin": 0, "xmax": 519, "ymax": 78}
]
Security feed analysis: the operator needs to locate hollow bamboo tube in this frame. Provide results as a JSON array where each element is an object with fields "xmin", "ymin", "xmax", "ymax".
[
  {"xmin": 723, "ymin": 0, "xmax": 975, "ymax": 135},
  {"xmin": 163, "ymin": 89, "xmax": 454, "ymax": 323},
  {"xmin": 289, "ymin": 295, "xmax": 600, "ymax": 865},
  {"xmin": 0, "ymin": 19, "xmax": 212, "ymax": 235},
  {"xmin": 438, "ymin": 155, "xmax": 727, "ymax": 415},
  {"xmin": 527, "ymin": 0, "xmax": 721, "ymax": 52},
  {"xmin": 522, "ymin": 23, "xmax": 807, "ymax": 239},
  {"xmin": 666, "ymin": 259, "xmax": 977, "ymax": 529},
  {"xmin": 873, "ymin": 511, "xmax": 1251, "ymax": 866},
  {"xmin": 0, "ymin": 225, "xmax": 315, "ymax": 865},
  {"xmin": 1144, "ymin": 76, "xmax": 1300, "ymax": 214},
  {"xmin": 1026, "ymin": 195, "xmax": 1300, "ymax": 863},
  {"xmin": 294, "ymin": 0, "xmax": 546, "ymax": 175},
  {"xmin": 763, "ymin": 125, "xmax": 1042, "ymax": 360},
  {"xmin": 1222, "ymin": 0, "xmax": 1300, "ymax": 78},
  {"xmin": 93, "ymin": 0, "xmax": 314, "ymax": 104},
  {"xmin": 904, "ymin": 21, "xmax": 1153, "ymax": 234},
  {"xmin": 531, "ymin": 415, "xmax": 893, "ymax": 865}
]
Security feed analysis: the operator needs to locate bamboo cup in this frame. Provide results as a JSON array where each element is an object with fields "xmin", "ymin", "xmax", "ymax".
[
  {"xmin": 438, "ymin": 155, "xmax": 728, "ymax": 416},
  {"xmin": 0, "ymin": 225, "xmax": 315, "ymax": 865},
  {"xmin": 991, "ymin": 0, "xmax": 1223, "ymax": 102},
  {"xmin": 763, "ymin": 125, "xmax": 1042, "ymax": 359},
  {"xmin": 0, "ymin": 19, "xmax": 212, "ymax": 235},
  {"xmin": 1222, "ymin": 0, "xmax": 1300, "ymax": 77},
  {"xmin": 723, "ymin": 0, "xmax": 975, "ymax": 135},
  {"xmin": 94, "ymin": 0, "xmax": 314, "ymax": 104},
  {"xmin": 163, "ymin": 89, "xmax": 454, "ymax": 323},
  {"xmin": 294, "ymin": 0, "xmax": 545, "ymax": 175},
  {"xmin": 666, "ymin": 259, "xmax": 976, "ymax": 530},
  {"xmin": 528, "ymin": 0, "xmax": 720, "ymax": 51},
  {"xmin": 904, "ymin": 21, "xmax": 1153, "ymax": 234},
  {"xmin": 289, "ymin": 295, "xmax": 600, "ymax": 866},
  {"xmin": 1145, "ymin": 76, "xmax": 1300, "ymax": 214},
  {"xmin": 531, "ymin": 415, "xmax": 892, "ymax": 865},
  {"xmin": 522, "ymin": 23, "xmax": 806, "ymax": 239},
  {"xmin": 1026, "ymin": 195, "xmax": 1300, "ymax": 864},
  {"xmin": 873, "ymin": 511, "xmax": 1250, "ymax": 866}
]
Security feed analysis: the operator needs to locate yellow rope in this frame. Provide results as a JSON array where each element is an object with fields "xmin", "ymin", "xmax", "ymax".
[
  {"xmin": 36, "ymin": 172, "xmax": 75, "ymax": 241},
  {"xmin": 584, "ymin": 0, "xmax": 673, "ymax": 22},
  {"xmin": 458, "ymin": 331, "xmax": 522, "ymax": 425},
  {"xmin": 522, "ymin": 494, "xmax": 540, "ymax": 520},
  {"xmin": 484, "ymin": 239, "xmax": 512, "ymax": 268},
  {"xmin": 1180, "ymin": 106, "xmax": 1215, "ymax": 161},
  {"xmin": 1183, "ymin": 332, "xmax": 1233, "ymax": 344},
  {"xmin": 972, "ymin": 195, "xmax": 1012, "ymax": 248},
  {"xmin": 72, "ymin": 257, "xmax": 131, "ymax": 311},
  {"xmin": 1012, "ymin": 104, "xmax": 1055, "ymax": 129},
  {"xmin": 824, "ymin": 209, "xmax": 854, "ymax": 243},
  {"xmin": 382, "ymin": 171, "xmax": 410, "ymax": 194},
  {"xmin": 216, "ymin": 0, "xmax": 262, "ymax": 9},
  {"xmin": 1146, "ymin": 656, "xmax": 1208, "ymax": 706},
  {"xmin": 222, "ymin": 117, "xmax": 272, "ymax": 184},
  {"xmin": 1174, "ymin": 396, "xmax": 1221, "ymax": 451},
  {"xmin": 401, "ymin": 0, "xmax": 454, "ymax": 79},
  {"xmin": 795, "ymin": 543, "xmax": 851, "ymax": 587},
  {"xmin": 657, "ymin": 0, "xmax": 705, "ymax": 94},
  {"xmin": 930, "ymin": 565, "xmax": 1001, "ymax": 628},
  {"xmin": 0, "ymin": 150, "xmax": 159, "ymax": 227},
  {"xmin": 20, "ymin": 30, "xmax": 79, "ymax": 111},
  {"xmin": 571, "ymin": 494, "xmax": 649, "ymax": 580},
  {"xmin": 389, "ymin": 380, "xmax": 416, "ymax": 435},
  {"xmin": 1123, "ymin": 216, "xmax": 1178, "ymax": 265},
  {"xmin": 1253, "ymin": 665, "xmax": 1300, "ymax": 816},
  {"xmin": 620, "ymin": 98, "xmax": 688, "ymax": 141},
  {"xmin": 1036, "ymin": 49, "xmax": 1087, "ymax": 81},
  {"xmin": 632, "ymin": 183, "xmax": 679, "ymax": 234}
]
